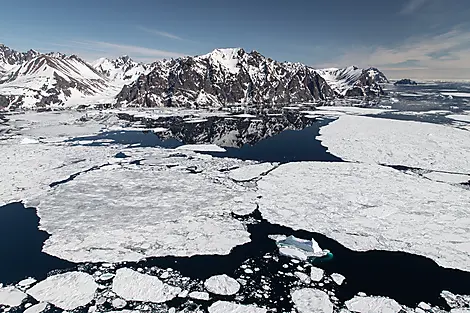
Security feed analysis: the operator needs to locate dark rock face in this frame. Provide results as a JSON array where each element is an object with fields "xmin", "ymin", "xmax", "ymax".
[
  {"xmin": 0, "ymin": 44, "xmax": 39, "ymax": 67},
  {"xmin": 116, "ymin": 49, "xmax": 351, "ymax": 108},
  {"xmin": 394, "ymin": 79, "xmax": 418, "ymax": 86}
]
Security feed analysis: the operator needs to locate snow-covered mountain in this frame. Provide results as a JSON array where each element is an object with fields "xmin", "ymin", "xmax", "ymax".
[
  {"xmin": 0, "ymin": 44, "xmax": 39, "ymax": 74},
  {"xmin": 92, "ymin": 56, "xmax": 148, "ymax": 84},
  {"xmin": 0, "ymin": 53, "xmax": 110, "ymax": 110},
  {"xmin": 316, "ymin": 66, "xmax": 389, "ymax": 97},
  {"xmin": 116, "ymin": 48, "xmax": 386, "ymax": 108},
  {"xmin": 0, "ymin": 44, "xmax": 388, "ymax": 110}
]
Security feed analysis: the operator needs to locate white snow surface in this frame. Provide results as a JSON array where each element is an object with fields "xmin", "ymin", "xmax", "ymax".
[
  {"xmin": 255, "ymin": 162, "xmax": 470, "ymax": 271},
  {"xmin": 208, "ymin": 301, "xmax": 267, "ymax": 313},
  {"xmin": 441, "ymin": 92, "xmax": 470, "ymax": 98},
  {"xmin": 175, "ymin": 144, "xmax": 226, "ymax": 152},
  {"xmin": 447, "ymin": 114, "xmax": 470, "ymax": 123},
  {"xmin": 188, "ymin": 291, "xmax": 210, "ymax": 300},
  {"xmin": 291, "ymin": 288, "xmax": 333, "ymax": 313},
  {"xmin": 310, "ymin": 267, "xmax": 324, "ymax": 282},
  {"xmin": 0, "ymin": 286, "xmax": 27, "ymax": 307},
  {"xmin": 204, "ymin": 274, "xmax": 240, "ymax": 295},
  {"xmin": 27, "ymin": 272, "xmax": 97, "ymax": 310},
  {"xmin": 318, "ymin": 115, "xmax": 470, "ymax": 173},
  {"xmin": 345, "ymin": 296, "xmax": 402, "ymax": 313},
  {"xmin": 423, "ymin": 172, "xmax": 470, "ymax": 184},
  {"xmin": 331, "ymin": 273, "xmax": 345, "ymax": 285},
  {"xmin": 24, "ymin": 302, "xmax": 48, "ymax": 313},
  {"xmin": 228, "ymin": 163, "xmax": 276, "ymax": 182},
  {"xmin": 36, "ymin": 148, "xmax": 257, "ymax": 262},
  {"xmin": 112, "ymin": 268, "xmax": 181, "ymax": 303}
]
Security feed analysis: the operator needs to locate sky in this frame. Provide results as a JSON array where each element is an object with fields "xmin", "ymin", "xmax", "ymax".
[{"xmin": 1, "ymin": 0, "xmax": 470, "ymax": 80}]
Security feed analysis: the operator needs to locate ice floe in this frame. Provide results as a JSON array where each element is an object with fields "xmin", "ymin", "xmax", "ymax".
[
  {"xmin": 35, "ymin": 148, "xmax": 257, "ymax": 262},
  {"xmin": 275, "ymin": 235, "xmax": 329, "ymax": 262},
  {"xmin": 447, "ymin": 114, "xmax": 470, "ymax": 123},
  {"xmin": 318, "ymin": 115, "xmax": 470, "ymax": 173},
  {"xmin": 188, "ymin": 291, "xmax": 210, "ymax": 300},
  {"xmin": 0, "ymin": 286, "xmax": 27, "ymax": 307},
  {"xmin": 17, "ymin": 278, "xmax": 37, "ymax": 288},
  {"xmin": 27, "ymin": 272, "xmax": 97, "ymax": 310},
  {"xmin": 204, "ymin": 274, "xmax": 240, "ymax": 295},
  {"xmin": 111, "ymin": 298, "xmax": 127, "ymax": 309},
  {"xmin": 310, "ymin": 267, "xmax": 324, "ymax": 282},
  {"xmin": 175, "ymin": 144, "xmax": 226, "ymax": 152},
  {"xmin": 23, "ymin": 302, "xmax": 48, "ymax": 313},
  {"xmin": 441, "ymin": 92, "xmax": 470, "ymax": 98},
  {"xmin": 423, "ymin": 172, "xmax": 470, "ymax": 184},
  {"xmin": 345, "ymin": 295, "xmax": 402, "ymax": 313},
  {"xmin": 208, "ymin": 301, "xmax": 267, "ymax": 313},
  {"xmin": 112, "ymin": 268, "xmax": 181, "ymax": 303},
  {"xmin": 291, "ymin": 288, "xmax": 333, "ymax": 313},
  {"xmin": 255, "ymin": 162, "xmax": 470, "ymax": 271},
  {"xmin": 228, "ymin": 163, "xmax": 276, "ymax": 182},
  {"xmin": 331, "ymin": 273, "xmax": 345, "ymax": 285}
]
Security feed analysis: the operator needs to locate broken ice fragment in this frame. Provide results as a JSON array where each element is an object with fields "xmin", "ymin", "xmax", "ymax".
[{"xmin": 275, "ymin": 235, "xmax": 332, "ymax": 263}]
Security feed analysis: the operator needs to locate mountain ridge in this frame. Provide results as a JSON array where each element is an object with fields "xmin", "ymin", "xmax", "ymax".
[{"xmin": 0, "ymin": 44, "xmax": 388, "ymax": 110}]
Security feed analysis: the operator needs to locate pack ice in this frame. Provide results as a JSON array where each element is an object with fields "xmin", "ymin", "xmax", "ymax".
[
  {"xmin": 318, "ymin": 115, "xmax": 470, "ymax": 173},
  {"xmin": 255, "ymin": 162, "xmax": 470, "ymax": 271}
]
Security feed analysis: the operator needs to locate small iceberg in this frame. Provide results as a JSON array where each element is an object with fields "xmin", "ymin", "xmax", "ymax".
[{"xmin": 274, "ymin": 235, "xmax": 332, "ymax": 263}]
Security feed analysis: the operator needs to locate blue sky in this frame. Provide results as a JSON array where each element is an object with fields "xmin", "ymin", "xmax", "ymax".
[{"xmin": 1, "ymin": 0, "xmax": 470, "ymax": 79}]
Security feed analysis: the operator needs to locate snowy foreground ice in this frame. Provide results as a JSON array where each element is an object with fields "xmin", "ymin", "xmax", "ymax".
[
  {"xmin": 318, "ymin": 115, "xmax": 470, "ymax": 173},
  {"xmin": 256, "ymin": 162, "xmax": 470, "ymax": 271},
  {"xmin": 291, "ymin": 288, "xmax": 333, "ymax": 313},
  {"xmin": 2, "ymin": 109, "xmax": 470, "ymax": 312},
  {"xmin": 35, "ymin": 149, "xmax": 258, "ymax": 262},
  {"xmin": 112, "ymin": 268, "xmax": 181, "ymax": 303},
  {"xmin": 27, "ymin": 272, "xmax": 97, "ymax": 310}
]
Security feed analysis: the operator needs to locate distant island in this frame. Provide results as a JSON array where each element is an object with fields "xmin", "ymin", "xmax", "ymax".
[{"xmin": 394, "ymin": 79, "xmax": 418, "ymax": 86}]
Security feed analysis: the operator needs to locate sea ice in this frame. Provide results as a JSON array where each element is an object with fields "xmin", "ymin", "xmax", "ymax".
[
  {"xmin": 208, "ymin": 301, "xmax": 267, "ymax": 313},
  {"xmin": 345, "ymin": 296, "xmax": 402, "ymax": 313},
  {"xmin": 204, "ymin": 274, "xmax": 241, "ymax": 295},
  {"xmin": 0, "ymin": 286, "xmax": 27, "ymax": 307},
  {"xmin": 331, "ymin": 273, "xmax": 345, "ymax": 285},
  {"xmin": 423, "ymin": 172, "xmax": 470, "ymax": 184},
  {"xmin": 275, "ymin": 235, "xmax": 328, "ymax": 261},
  {"xmin": 35, "ymin": 149, "xmax": 257, "ymax": 262},
  {"xmin": 112, "ymin": 268, "xmax": 181, "ymax": 303},
  {"xmin": 17, "ymin": 278, "xmax": 37, "ymax": 288},
  {"xmin": 27, "ymin": 272, "xmax": 98, "ymax": 310},
  {"xmin": 447, "ymin": 114, "xmax": 470, "ymax": 123},
  {"xmin": 255, "ymin": 162, "xmax": 470, "ymax": 271},
  {"xmin": 228, "ymin": 163, "xmax": 276, "ymax": 182},
  {"xmin": 318, "ymin": 115, "xmax": 470, "ymax": 173},
  {"xmin": 310, "ymin": 267, "xmax": 324, "ymax": 282},
  {"xmin": 23, "ymin": 302, "xmax": 48, "ymax": 313},
  {"xmin": 111, "ymin": 298, "xmax": 127, "ymax": 309},
  {"xmin": 291, "ymin": 288, "xmax": 333, "ymax": 313},
  {"xmin": 175, "ymin": 144, "xmax": 226, "ymax": 152},
  {"xmin": 20, "ymin": 137, "xmax": 40, "ymax": 144},
  {"xmin": 188, "ymin": 291, "xmax": 210, "ymax": 300}
]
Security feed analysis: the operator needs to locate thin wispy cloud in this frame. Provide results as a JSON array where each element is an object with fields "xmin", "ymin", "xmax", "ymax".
[
  {"xmin": 400, "ymin": 0, "xmax": 431, "ymax": 15},
  {"xmin": 327, "ymin": 28, "xmax": 470, "ymax": 80},
  {"xmin": 137, "ymin": 26, "xmax": 183, "ymax": 40},
  {"xmin": 41, "ymin": 40, "xmax": 187, "ymax": 62}
]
